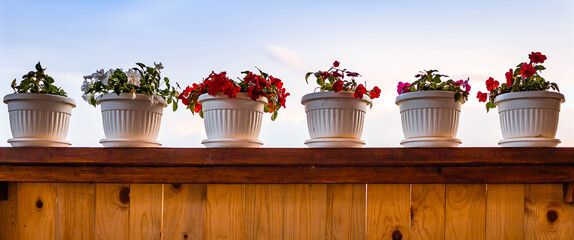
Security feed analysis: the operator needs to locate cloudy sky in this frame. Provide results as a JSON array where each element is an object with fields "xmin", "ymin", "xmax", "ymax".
[{"xmin": 1, "ymin": 0, "xmax": 573, "ymax": 147}]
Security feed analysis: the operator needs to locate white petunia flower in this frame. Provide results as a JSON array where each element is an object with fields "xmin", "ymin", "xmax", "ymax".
[
  {"xmin": 83, "ymin": 74, "xmax": 94, "ymax": 81},
  {"xmin": 81, "ymin": 80, "xmax": 91, "ymax": 94},
  {"xmin": 149, "ymin": 90, "xmax": 158, "ymax": 106},
  {"xmin": 127, "ymin": 69, "xmax": 141, "ymax": 86},
  {"xmin": 82, "ymin": 93, "xmax": 90, "ymax": 102}
]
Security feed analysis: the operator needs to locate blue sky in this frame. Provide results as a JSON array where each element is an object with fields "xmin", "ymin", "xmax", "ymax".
[{"xmin": 1, "ymin": 0, "xmax": 573, "ymax": 147}]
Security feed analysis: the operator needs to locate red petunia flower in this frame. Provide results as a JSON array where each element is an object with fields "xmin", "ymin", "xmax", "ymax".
[
  {"xmin": 529, "ymin": 52, "xmax": 547, "ymax": 64},
  {"xmin": 485, "ymin": 77, "xmax": 499, "ymax": 91},
  {"xmin": 520, "ymin": 63, "xmax": 536, "ymax": 78},
  {"xmin": 332, "ymin": 80, "xmax": 344, "ymax": 92},
  {"xmin": 248, "ymin": 85, "xmax": 262, "ymax": 101},
  {"xmin": 505, "ymin": 68, "xmax": 513, "ymax": 87},
  {"xmin": 194, "ymin": 103, "xmax": 202, "ymax": 113},
  {"xmin": 369, "ymin": 86, "xmax": 381, "ymax": 99},
  {"xmin": 333, "ymin": 61, "xmax": 340, "ymax": 67},
  {"xmin": 354, "ymin": 84, "xmax": 367, "ymax": 99},
  {"xmin": 476, "ymin": 91, "xmax": 488, "ymax": 102}
]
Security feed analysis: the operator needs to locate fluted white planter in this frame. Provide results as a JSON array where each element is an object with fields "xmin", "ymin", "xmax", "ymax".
[
  {"xmin": 198, "ymin": 92, "xmax": 267, "ymax": 148},
  {"xmin": 396, "ymin": 91, "xmax": 462, "ymax": 147},
  {"xmin": 494, "ymin": 91, "xmax": 565, "ymax": 147},
  {"xmin": 97, "ymin": 93, "xmax": 166, "ymax": 147},
  {"xmin": 301, "ymin": 91, "xmax": 370, "ymax": 148},
  {"xmin": 4, "ymin": 93, "xmax": 76, "ymax": 147}
]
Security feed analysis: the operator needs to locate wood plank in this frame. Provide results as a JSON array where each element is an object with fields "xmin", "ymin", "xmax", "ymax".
[
  {"xmin": 445, "ymin": 184, "xmax": 486, "ymax": 239},
  {"xmin": 129, "ymin": 184, "xmax": 163, "ymax": 240},
  {"xmin": 56, "ymin": 183, "xmax": 95, "ymax": 240},
  {"xmin": 3, "ymin": 147, "xmax": 574, "ymax": 166},
  {"xmin": 163, "ymin": 184, "xmax": 207, "ymax": 240},
  {"xmin": 366, "ymin": 184, "xmax": 411, "ymax": 240},
  {"xmin": 2, "ymin": 165, "xmax": 574, "ymax": 184},
  {"xmin": 95, "ymin": 184, "xmax": 129, "ymax": 240},
  {"xmin": 245, "ymin": 184, "xmax": 284, "ymax": 240},
  {"xmin": 411, "ymin": 184, "xmax": 445, "ymax": 240},
  {"xmin": 17, "ymin": 182, "xmax": 56, "ymax": 240},
  {"xmin": 0, "ymin": 182, "xmax": 18, "ymax": 240},
  {"xmin": 326, "ymin": 184, "xmax": 365, "ymax": 240},
  {"xmin": 485, "ymin": 184, "xmax": 524, "ymax": 240},
  {"xmin": 284, "ymin": 184, "xmax": 327, "ymax": 239},
  {"xmin": 564, "ymin": 183, "xmax": 574, "ymax": 203},
  {"xmin": 525, "ymin": 184, "xmax": 574, "ymax": 239},
  {"xmin": 205, "ymin": 184, "xmax": 245, "ymax": 240}
]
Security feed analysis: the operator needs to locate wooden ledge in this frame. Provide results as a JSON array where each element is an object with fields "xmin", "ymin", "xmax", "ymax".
[{"xmin": 0, "ymin": 147, "xmax": 573, "ymax": 184}]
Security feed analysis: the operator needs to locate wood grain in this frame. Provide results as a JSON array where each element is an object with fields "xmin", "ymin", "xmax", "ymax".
[
  {"xmin": 284, "ymin": 184, "xmax": 327, "ymax": 239},
  {"xmin": 2, "ymin": 165, "xmax": 574, "ymax": 184},
  {"xmin": 411, "ymin": 184, "xmax": 445, "ymax": 240},
  {"xmin": 129, "ymin": 184, "xmax": 163, "ymax": 240},
  {"xmin": 163, "ymin": 184, "xmax": 207, "ymax": 240},
  {"xmin": 95, "ymin": 184, "xmax": 129, "ymax": 240},
  {"xmin": 366, "ymin": 184, "xmax": 411, "ymax": 240},
  {"xmin": 17, "ymin": 182, "xmax": 56, "ymax": 240},
  {"xmin": 205, "ymin": 184, "xmax": 245, "ymax": 240},
  {"xmin": 445, "ymin": 184, "xmax": 486, "ymax": 239},
  {"xmin": 0, "ymin": 182, "xmax": 18, "ymax": 240},
  {"xmin": 245, "ymin": 184, "xmax": 284, "ymax": 240},
  {"xmin": 326, "ymin": 184, "xmax": 365, "ymax": 240},
  {"xmin": 3, "ymin": 147, "xmax": 574, "ymax": 166},
  {"xmin": 486, "ymin": 184, "xmax": 524, "ymax": 240},
  {"xmin": 525, "ymin": 184, "xmax": 574, "ymax": 239},
  {"xmin": 56, "ymin": 183, "xmax": 95, "ymax": 240}
]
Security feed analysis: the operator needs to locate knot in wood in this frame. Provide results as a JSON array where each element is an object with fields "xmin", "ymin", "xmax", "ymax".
[
  {"xmin": 35, "ymin": 198, "xmax": 43, "ymax": 209},
  {"xmin": 119, "ymin": 187, "xmax": 130, "ymax": 204},
  {"xmin": 547, "ymin": 209, "xmax": 558, "ymax": 223},
  {"xmin": 391, "ymin": 229, "xmax": 402, "ymax": 240},
  {"xmin": 172, "ymin": 183, "xmax": 182, "ymax": 190}
]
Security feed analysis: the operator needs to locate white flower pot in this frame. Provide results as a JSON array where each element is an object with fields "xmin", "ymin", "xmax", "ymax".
[
  {"xmin": 198, "ymin": 92, "xmax": 267, "ymax": 148},
  {"xmin": 395, "ymin": 91, "xmax": 462, "ymax": 147},
  {"xmin": 97, "ymin": 93, "xmax": 166, "ymax": 147},
  {"xmin": 301, "ymin": 91, "xmax": 370, "ymax": 148},
  {"xmin": 4, "ymin": 93, "xmax": 76, "ymax": 147},
  {"xmin": 494, "ymin": 91, "xmax": 565, "ymax": 147}
]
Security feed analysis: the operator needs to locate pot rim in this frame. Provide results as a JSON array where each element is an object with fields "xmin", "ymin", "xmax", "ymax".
[
  {"xmin": 4, "ymin": 92, "xmax": 76, "ymax": 107},
  {"xmin": 301, "ymin": 91, "xmax": 371, "ymax": 105},
  {"xmin": 493, "ymin": 91, "xmax": 565, "ymax": 103},
  {"xmin": 395, "ymin": 90, "xmax": 457, "ymax": 105},
  {"xmin": 96, "ymin": 93, "xmax": 167, "ymax": 106},
  {"xmin": 197, "ymin": 92, "xmax": 268, "ymax": 104}
]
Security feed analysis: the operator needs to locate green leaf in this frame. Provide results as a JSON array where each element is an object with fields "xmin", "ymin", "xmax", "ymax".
[
  {"xmin": 35, "ymin": 62, "xmax": 43, "ymax": 72},
  {"xmin": 11, "ymin": 79, "xmax": 16, "ymax": 89},
  {"xmin": 305, "ymin": 72, "xmax": 313, "ymax": 84},
  {"xmin": 271, "ymin": 111, "xmax": 278, "ymax": 121},
  {"xmin": 172, "ymin": 102, "xmax": 178, "ymax": 111},
  {"xmin": 199, "ymin": 110, "xmax": 204, "ymax": 118},
  {"xmin": 454, "ymin": 93, "xmax": 461, "ymax": 102},
  {"xmin": 264, "ymin": 105, "xmax": 271, "ymax": 112}
]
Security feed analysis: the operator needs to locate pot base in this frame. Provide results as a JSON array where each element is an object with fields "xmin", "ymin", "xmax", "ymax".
[
  {"xmin": 202, "ymin": 138, "xmax": 263, "ymax": 148},
  {"xmin": 304, "ymin": 138, "xmax": 365, "ymax": 148},
  {"xmin": 8, "ymin": 138, "xmax": 71, "ymax": 147},
  {"xmin": 400, "ymin": 137, "xmax": 461, "ymax": 148},
  {"xmin": 498, "ymin": 138, "xmax": 560, "ymax": 147},
  {"xmin": 100, "ymin": 138, "xmax": 162, "ymax": 147}
]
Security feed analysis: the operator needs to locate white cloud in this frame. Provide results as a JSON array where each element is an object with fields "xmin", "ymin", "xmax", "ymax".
[{"xmin": 264, "ymin": 44, "xmax": 308, "ymax": 72}]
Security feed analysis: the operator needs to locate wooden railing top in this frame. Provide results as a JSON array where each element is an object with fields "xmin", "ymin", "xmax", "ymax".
[{"xmin": 0, "ymin": 147, "xmax": 573, "ymax": 184}]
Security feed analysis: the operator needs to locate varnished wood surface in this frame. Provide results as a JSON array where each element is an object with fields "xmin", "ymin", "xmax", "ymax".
[
  {"xmin": 2, "ymin": 183, "xmax": 574, "ymax": 239},
  {"xmin": 1, "ymin": 148, "xmax": 574, "ymax": 184}
]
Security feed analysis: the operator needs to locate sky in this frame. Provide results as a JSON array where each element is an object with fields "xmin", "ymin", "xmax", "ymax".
[{"xmin": 1, "ymin": 0, "xmax": 573, "ymax": 147}]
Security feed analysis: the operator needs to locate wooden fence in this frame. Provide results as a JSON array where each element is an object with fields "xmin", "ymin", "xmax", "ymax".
[{"xmin": 0, "ymin": 148, "xmax": 573, "ymax": 239}]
